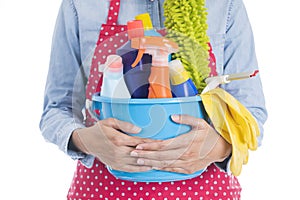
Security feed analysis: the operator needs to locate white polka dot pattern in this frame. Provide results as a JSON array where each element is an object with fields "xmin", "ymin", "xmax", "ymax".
[
  {"xmin": 208, "ymin": 43, "xmax": 217, "ymax": 77},
  {"xmin": 67, "ymin": 160, "xmax": 241, "ymax": 199}
]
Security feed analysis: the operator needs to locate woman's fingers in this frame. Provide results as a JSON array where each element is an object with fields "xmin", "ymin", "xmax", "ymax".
[
  {"xmin": 100, "ymin": 118, "xmax": 141, "ymax": 133},
  {"xmin": 98, "ymin": 118, "xmax": 156, "ymax": 147},
  {"xmin": 137, "ymin": 158, "xmax": 178, "ymax": 169},
  {"xmin": 109, "ymin": 158, "xmax": 153, "ymax": 172},
  {"xmin": 135, "ymin": 158, "xmax": 206, "ymax": 174},
  {"xmin": 135, "ymin": 129, "xmax": 201, "ymax": 151},
  {"xmin": 135, "ymin": 138, "xmax": 177, "ymax": 151},
  {"xmin": 171, "ymin": 114, "xmax": 207, "ymax": 130},
  {"xmin": 130, "ymin": 147, "xmax": 182, "ymax": 160}
]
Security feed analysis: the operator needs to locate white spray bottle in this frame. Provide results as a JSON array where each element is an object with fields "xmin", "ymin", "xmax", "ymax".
[{"xmin": 100, "ymin": 55, "xmax": 131, "ymax": 98}]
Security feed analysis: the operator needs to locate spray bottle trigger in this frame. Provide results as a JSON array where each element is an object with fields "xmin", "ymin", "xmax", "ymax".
[{"xmin": 131, "ymin": 49, "xmax": 146, "ymax": 67}]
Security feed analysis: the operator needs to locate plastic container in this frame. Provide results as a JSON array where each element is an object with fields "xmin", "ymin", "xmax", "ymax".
[
  {"xmin": 169, "ymin": 60, "xmax": 198, "ymax": 97},
  {"xmin": 100, "ymin": 55, "xmax": 130, "ymax": 98},
  {"xmin": 116, "ymin": 20, "xmax": 152, "ymax": 98},
  {"xmin": 135, "ymin": 13, "xmax": 162, "ymax": 37},
  {"xmin": 92, "ymin": 94, "xmax": 207, "ymax": 182}
]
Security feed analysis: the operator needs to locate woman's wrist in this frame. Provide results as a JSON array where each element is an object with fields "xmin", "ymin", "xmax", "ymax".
[
  {"xmin": 213, "ymin": 134, "xmax": 232, "ymax": 162},
  {"xmin": 215, "ymin": 154, "xmax": 232, "ymax": 172},
  {"xmin": 69, "ymin": 129, "xmax": 89, "ymax": 154},
  {"xmin": 207, "ymin": 122, "xmax": 232, "ymax": 162},
  {"xmin": 212, "ymin": 135, "xmax": 232, "ymax": 172}
]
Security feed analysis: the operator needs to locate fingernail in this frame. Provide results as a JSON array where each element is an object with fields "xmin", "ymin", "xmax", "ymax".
[
  {"xmin": 132, "ymin": 126, "xmax": 142, "ymax": 133},
  {"xmin": 130, "ymin": 151, "xmax": 138, "ymax": 157},
  {"xmin": 136, "ymin": 145, "xmax": 143, "ymax": 150},
  {"xmin": 171, "ymin": 114, "xmax": 180, "ymax": 121},
  {"xmin": 137, "ymin": 159, "xmax": 144, "ymax": 165}
]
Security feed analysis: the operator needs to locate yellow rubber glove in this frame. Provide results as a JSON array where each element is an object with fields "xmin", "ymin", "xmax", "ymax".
[{"xmin": 200, "ymin": 88, "xmax": 260, "ymax": 176}]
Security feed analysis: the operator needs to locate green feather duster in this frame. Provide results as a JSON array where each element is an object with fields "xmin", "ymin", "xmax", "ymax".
[{"xmin": 164, "ymin": 0, "xmax": 210, "ymax": 93}]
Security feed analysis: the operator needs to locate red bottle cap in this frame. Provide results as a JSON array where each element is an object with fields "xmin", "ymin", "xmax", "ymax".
[
  {"xmin": 106, "ymin": 55, "xmax": 123, "ymax": 72},
  {"xmin": 127, "ymin": 20, "xmax": 144, "ymax": 39}
]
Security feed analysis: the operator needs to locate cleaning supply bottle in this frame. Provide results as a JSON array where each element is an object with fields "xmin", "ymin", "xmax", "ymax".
[
  {"xmin": 135, "ymin": 13, "xmax": 162, "ymax": 37},
  {"xmin": 169, "ymin": 60, "xmax": 198, "ymax": 97},
  {"xmin": 135, "ymin": 13, "xmax": 174, "ymax": 62},
  {"xmin": 131, "ymin": 36, "xmax": 179, "ymax": 98},
  {"xmin": 100, "ymin": 55, "xmax": 130, "ymax": 98},
  {"xmin": 116, "ymin": 20, "xmax": 152, "ymax": 98}
]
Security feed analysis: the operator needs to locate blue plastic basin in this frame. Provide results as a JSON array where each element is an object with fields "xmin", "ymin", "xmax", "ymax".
[{"xmin": 92, "ymin": 95, "xmax": 207, "ymax": 182}]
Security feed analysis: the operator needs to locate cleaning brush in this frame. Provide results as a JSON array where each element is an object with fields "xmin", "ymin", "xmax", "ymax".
[{"xmin": 164, "ymin": 0, "xmax": 210, "ymax": 93}]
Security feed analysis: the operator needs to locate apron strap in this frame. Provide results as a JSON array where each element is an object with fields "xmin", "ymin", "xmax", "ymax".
[{"xmin": 106, "ymin": 0, "xmax": 121, "ymax": 25}]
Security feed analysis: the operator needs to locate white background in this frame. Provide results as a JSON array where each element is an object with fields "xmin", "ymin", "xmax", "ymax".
[{"xmin": 0, "ymin": 0, "xmax": 299, "ymax": 199}]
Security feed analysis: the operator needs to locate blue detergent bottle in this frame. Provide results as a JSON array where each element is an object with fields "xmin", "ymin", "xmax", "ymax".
[
  {"xmin": 116, "ymin": 20, "xmax": 152, "ymax": 98},
  {"xmin": 135, "ymin": 13, "xmax": 162, "ymax": 37},
  {"xmin": 169, "ymin": 60, "xmax": 198, "ymax": 97},
  {"xmin": 100, "ymin": 55, "xmax": 131, "ymax": 98}
]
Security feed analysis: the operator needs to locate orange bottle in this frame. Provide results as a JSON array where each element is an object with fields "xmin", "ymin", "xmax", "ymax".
[
  {"xmin": 131, "ymin": 36, "xmax": 178, "ymax": 98},
  {"xmin": 148, "ymin": 65, "xmax": 172, "ymax": 98}
]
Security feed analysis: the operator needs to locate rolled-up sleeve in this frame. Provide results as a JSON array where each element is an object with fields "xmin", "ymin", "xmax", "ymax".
[
  {"xmin": 221, "ymin": 0, "xmax": 268, "ymax": 146},
  {"xmin": 39, "ymin": 0, "xmax": 93, "ymax": 166}
]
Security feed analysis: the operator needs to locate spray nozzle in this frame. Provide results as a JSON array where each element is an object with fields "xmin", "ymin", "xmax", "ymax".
[{"xmin": 130, "ymin": 36, "xmax": 178, "ymax": 68}]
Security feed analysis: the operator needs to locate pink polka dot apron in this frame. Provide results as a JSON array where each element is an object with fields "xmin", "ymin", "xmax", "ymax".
[{"xmin": 67, "ymin": 0, "xmax": 241, "ymax": 199}]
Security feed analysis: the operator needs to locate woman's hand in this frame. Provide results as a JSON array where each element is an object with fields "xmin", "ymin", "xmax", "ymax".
[
  {"xmin": 130, "ymin": 115, "xmax": 232, "ymax": 174},
  {"xmin": 71, "ymin": 118, "xmax": 154, "ymax": 172}
]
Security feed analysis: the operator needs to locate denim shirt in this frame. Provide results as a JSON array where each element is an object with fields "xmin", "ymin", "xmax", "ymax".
[{"xmin": 40, "ymin": 0, "xmax": 268, "ymax": 168}]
